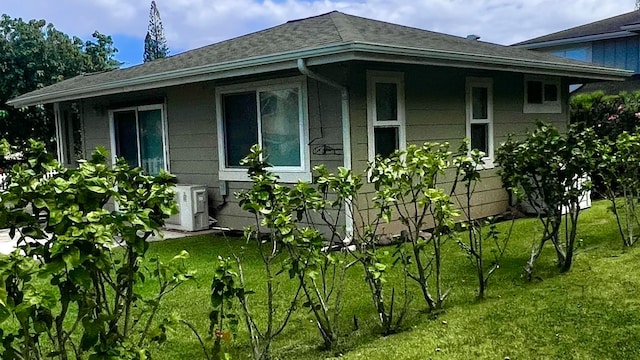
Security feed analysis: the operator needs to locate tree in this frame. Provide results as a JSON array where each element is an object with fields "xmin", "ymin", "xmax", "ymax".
[
  {"xmin": 144, "ymin": 1, "xmax": 169, "ymax": 62},
  {"xmin": 497, "ymin": 122, "xmax": 598, "ymax": 278},
  {"xmin": 0, "ymin": 15, "xmax": 119, "ymax": 157}
]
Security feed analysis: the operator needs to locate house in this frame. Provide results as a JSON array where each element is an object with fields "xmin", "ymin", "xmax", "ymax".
[
  {"xmin": 7, "ymin": 11, "xmax": 629, "ymax": 233},
  {"xmin": 514, "ymin": 10, "xmax": 640, "ymax": 94}
]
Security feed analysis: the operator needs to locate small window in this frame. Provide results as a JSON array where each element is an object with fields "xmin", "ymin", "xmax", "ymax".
[
  {"xmin": 110, "ymin": 105, "xmax": 168, "ymax": 175},
  {"xmin": 466, "ymin": 77, "xmax": 493, "ymax": 168},
  {"xmin": 367, "ymin": 71, "xmax": 405, "ymax": 162},
  {"xmin": 216, "ymin": 77, "xmax": 309, "ymax": 183},
  {"xmin": 524, "ymin": 76, "xmax": 561, "ymax": 113}
]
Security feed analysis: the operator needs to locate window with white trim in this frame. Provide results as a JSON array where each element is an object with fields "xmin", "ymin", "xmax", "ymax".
[
  {"xmin": 367, "ymin": 71, "xmax": 406, "ymax": 161},
  {"xmin": 216, "ymin": 77, "xmax": 309, "ymax": 182},
  {"xmin": 524, "ymin": 76, "xmax": 561, "ymax": 113},
  {"xmin": 466, "ymin": 77, "xmax": 494, "ymax": 167},
  {"xmin": 109, "ymin": 104, "xmax": 168, "ymax": 175}
]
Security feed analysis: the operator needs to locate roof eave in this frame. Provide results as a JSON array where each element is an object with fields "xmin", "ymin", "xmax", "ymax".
[
  {"xmin": 345, "ymin": 42, "xmax": 631, "ymax": 81},
  {"xmin": 9, "ymin": 42, "xmax": 630, "ymax": 107},
  {"xmin": 514, "ymin": 31, "xmax": 634, "ymax": 49}
]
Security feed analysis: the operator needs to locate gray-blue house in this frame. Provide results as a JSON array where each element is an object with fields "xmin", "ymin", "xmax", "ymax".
[{"xmin": 514, "ymin": 10, "xmax": 640, "ymax": 93}]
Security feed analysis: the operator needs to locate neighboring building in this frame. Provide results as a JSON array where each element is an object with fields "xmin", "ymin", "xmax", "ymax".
[
  {"xmin": 514, "ymin": 10, "xmax": 640, "ymax": 94},
  {"xmin": 8, "ymin": 11, "xmax": 629, "ymax": 233}
]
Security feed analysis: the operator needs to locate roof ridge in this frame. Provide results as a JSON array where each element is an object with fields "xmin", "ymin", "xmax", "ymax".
[{"xmin": 329, "ymin": 11, "xmax": 365, "ymax": 42}]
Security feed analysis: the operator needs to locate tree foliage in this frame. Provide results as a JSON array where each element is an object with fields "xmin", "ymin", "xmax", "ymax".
[
  {"xmin": 370, "ymin": 142, "xmax": 462, "ymax": 312},
  {"xmin": 143, "ymin": 1, "xmax": 169, "ymax": 63},
  {"xmin": 497, "ymin": 122, "xmax": 598, "ymax": 278},
  {"xmin": 571, "ymin": 91, "xmax": 640, "ymax": 142},
  {"xmin": 0, "ymin": 14, "xmax": 119, "ymax": 153},
  {"xmin": 0, "ymin": 140, "xmax": 192, "ymax": 359},
  {"xmin": 571, "ymin": 91, "xmax": 640, "ymax": 246}
]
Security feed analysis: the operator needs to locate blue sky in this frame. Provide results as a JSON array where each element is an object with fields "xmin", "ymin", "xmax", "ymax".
[{"xmin": 2, "ymin": 0, "xmax": 636, "ymax": 67}]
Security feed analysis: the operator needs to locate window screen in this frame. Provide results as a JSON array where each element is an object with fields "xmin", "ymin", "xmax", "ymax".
[
  {"xmin": 374, "ymin": 127, "xmax": 399, "ymax": 158},
  {"xmin": 527, "ymin": 81, "xmax": 543, "ymax": 104},
  {"xmin": 470, "ymin": 123, "xmax": 488, "ymax": 154},
  {"xmin": 113, "ymin": 110, "xmax": 138, "ymax": 168},
  {"xmin": 223, "ymin": 93, "xmax": 258, "ymax": 167},
  {"xmin": 375, "ymin": 83, "xmax": 398, "ymax": 121},
  {"xmin": 544, "ymin": 84, "xmax": 558, "ymax": 102}
]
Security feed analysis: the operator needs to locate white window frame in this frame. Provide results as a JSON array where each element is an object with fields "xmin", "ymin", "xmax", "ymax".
[
  {"xmin": 367, "ymin": 70, "xmax": 406, "ymax": 163},
  {"xmin": 108, "ymin": 104, "xmax": 170, "ymax": 174},
  {"xmin": 215, "ymin": 76, "xmax": 310, "ymax": 183},
  {"xmin": 523, "ymin": 75, "xmax": 561, "ymax": 114},
  {"xmin": 466, "ymin": 77, "xmax": 494, "ymax": 169}
]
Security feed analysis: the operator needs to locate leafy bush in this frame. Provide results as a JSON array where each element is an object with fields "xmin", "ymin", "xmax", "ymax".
[
  {"xmin": 0, "ymin": 140, "xmax": 193, "ymax": 360},
  {"xmin": 497, "ymin": 122, "xmax": 598, "ymax": 277}
]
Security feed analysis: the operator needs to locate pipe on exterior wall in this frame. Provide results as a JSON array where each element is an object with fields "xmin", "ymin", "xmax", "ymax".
[{"xmin": 297, "ymin": 58, "xmax": 353, "ymax": 240}]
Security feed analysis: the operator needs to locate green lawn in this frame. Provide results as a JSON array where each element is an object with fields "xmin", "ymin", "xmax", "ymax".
[{"xmin": 146, "ymin": 200, "xmax": 640, "ymax": 359}]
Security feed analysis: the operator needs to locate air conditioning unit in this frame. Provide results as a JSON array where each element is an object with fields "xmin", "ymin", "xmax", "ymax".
[{"xmin": 165, "ymin": 184, "xmax": 209, "ymax": 231}]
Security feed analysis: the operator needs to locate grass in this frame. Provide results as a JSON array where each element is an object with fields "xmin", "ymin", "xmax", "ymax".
[{"xmin": 144, "ymin": 199, "xmax": 640, "ymax": 359}]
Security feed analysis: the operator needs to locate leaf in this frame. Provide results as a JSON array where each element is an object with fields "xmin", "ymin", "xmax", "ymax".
[{"xmin": 62, "ymin": 246, "xmax": 81, "ymax": 268}]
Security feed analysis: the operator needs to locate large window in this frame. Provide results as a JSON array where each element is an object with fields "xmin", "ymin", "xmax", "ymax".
[
  {"xmin": 216, "ymin": 77, "xmax": 309, "ymax": 182},
  {"xmin": 109, "ymin": 105, "xmax": 167, "ymax": 175},
  {"xmin": 523, "ymin": 75, "xmax": 561, "ymax": 113},
  {"xmin": 466, "ymin": 77, "xmax": 494, "ymax": 167},
  {"xmin": 367, "ymin": 71, "xmax": 406, "ymax": 162}
]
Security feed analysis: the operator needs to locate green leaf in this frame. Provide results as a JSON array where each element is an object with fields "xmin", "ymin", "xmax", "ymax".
[{"xmin": 62, "ymin": 246, "xmax": 81, "ymax": 268}]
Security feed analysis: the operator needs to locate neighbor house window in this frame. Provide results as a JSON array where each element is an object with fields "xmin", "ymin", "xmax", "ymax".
[
  {"xmin": 216, "ymin": 77, "xmax": 309, "ymax": 182},
  {"xmin": 367, "ymin": 71, "xmax": 406, "ymax": 162},
  {"xmin": 524, "ymin": 75, "xmax": 561, "ymax": 113},
  {"xmin": 466, "ymin": 77, "xmax": 494, "ymax": 168},
  {"xmin": 109, "ymin": 104, "xmax": 168, "ymax": 175}
]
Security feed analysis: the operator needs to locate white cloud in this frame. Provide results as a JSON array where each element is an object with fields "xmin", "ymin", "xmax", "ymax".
[{"xmin": 1, "ymin": 0, "xmax": 637, "ymax": 59}]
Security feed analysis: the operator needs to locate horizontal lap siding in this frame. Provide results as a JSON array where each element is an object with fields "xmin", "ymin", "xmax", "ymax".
[
  {"xmin": 215, "ymin": 77, "xmax": 346, "ymax": 230},
  {"xmin": 349, "ymin": 65, "xmax": 569, "ymax": 236},
  {"xmin": 75, "ymin": 65, "xmax": 568, "ymax": 235},
  {"xmin": 76, "ymin": 78, "xmax": 347, "ymax": 232},
  {"xmin": 166, "ymin": 82, "xmax": 217, "ymax": 183},
  {"xmin": 80, "ymin": 99, "xmax": 111, "ymax": 159}
]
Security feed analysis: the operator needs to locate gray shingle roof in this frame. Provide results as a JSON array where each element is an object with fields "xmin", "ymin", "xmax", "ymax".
[
  {"xmin": 9, "ymin": 11, "xmax": 631, "ymax": 107},
  {"xmin": 514, "ymin": 10, "xmax": 640, "ymax": 46}
]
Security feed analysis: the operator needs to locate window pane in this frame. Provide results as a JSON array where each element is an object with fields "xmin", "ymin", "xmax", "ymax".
[
  {"xmin": 139, "ymin": 109, "xmax": 165, "ymax": 175},
  {"xmin": 374, "ymin": 127, "xmax": 399, "ymax": 158},
  {"xmin": 223, "ymin": 93, "xmax": 258, "ymax": 167},
  {"xmin": 544, "ymin": 84, "xmax": 558, "ymax": 102},
  {"xmin": 260, "ymin": 88, "xmax": 301, "ymax": 167},
  {"xmin": 375, "ymin": 83, "xmax": 397, "ymax": 121},
  {"xmin": 113, "ymin": 110, "xmax": 138, "ymax": 168},
  {"xmin": 470, "ymin": 123, "xmax": 488, "ymax": 154},
  {"xmin": 527, "ymin": 81, "xmax": 543, "ymax": 104},
  {"xmin": 472, "ymin": 87, "xmax": 488, "ymax": 119},
  {"xmin": 565, "ymin": 48, "xmax": 589, "ymax": 62}
]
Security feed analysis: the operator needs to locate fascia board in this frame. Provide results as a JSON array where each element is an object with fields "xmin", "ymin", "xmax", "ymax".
[
  {"xmin": 346, "ymin": 42, "xmax": 631, "ymax": 80},
  {"xmin": 514, "ymin": 31, "xmax": 634, "ymax": 49}
]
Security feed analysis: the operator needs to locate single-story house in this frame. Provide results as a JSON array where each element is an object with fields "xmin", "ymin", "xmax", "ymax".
[{"xmin": 7, "ymin": 11, "xmax": 630, "ymax": 233}]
